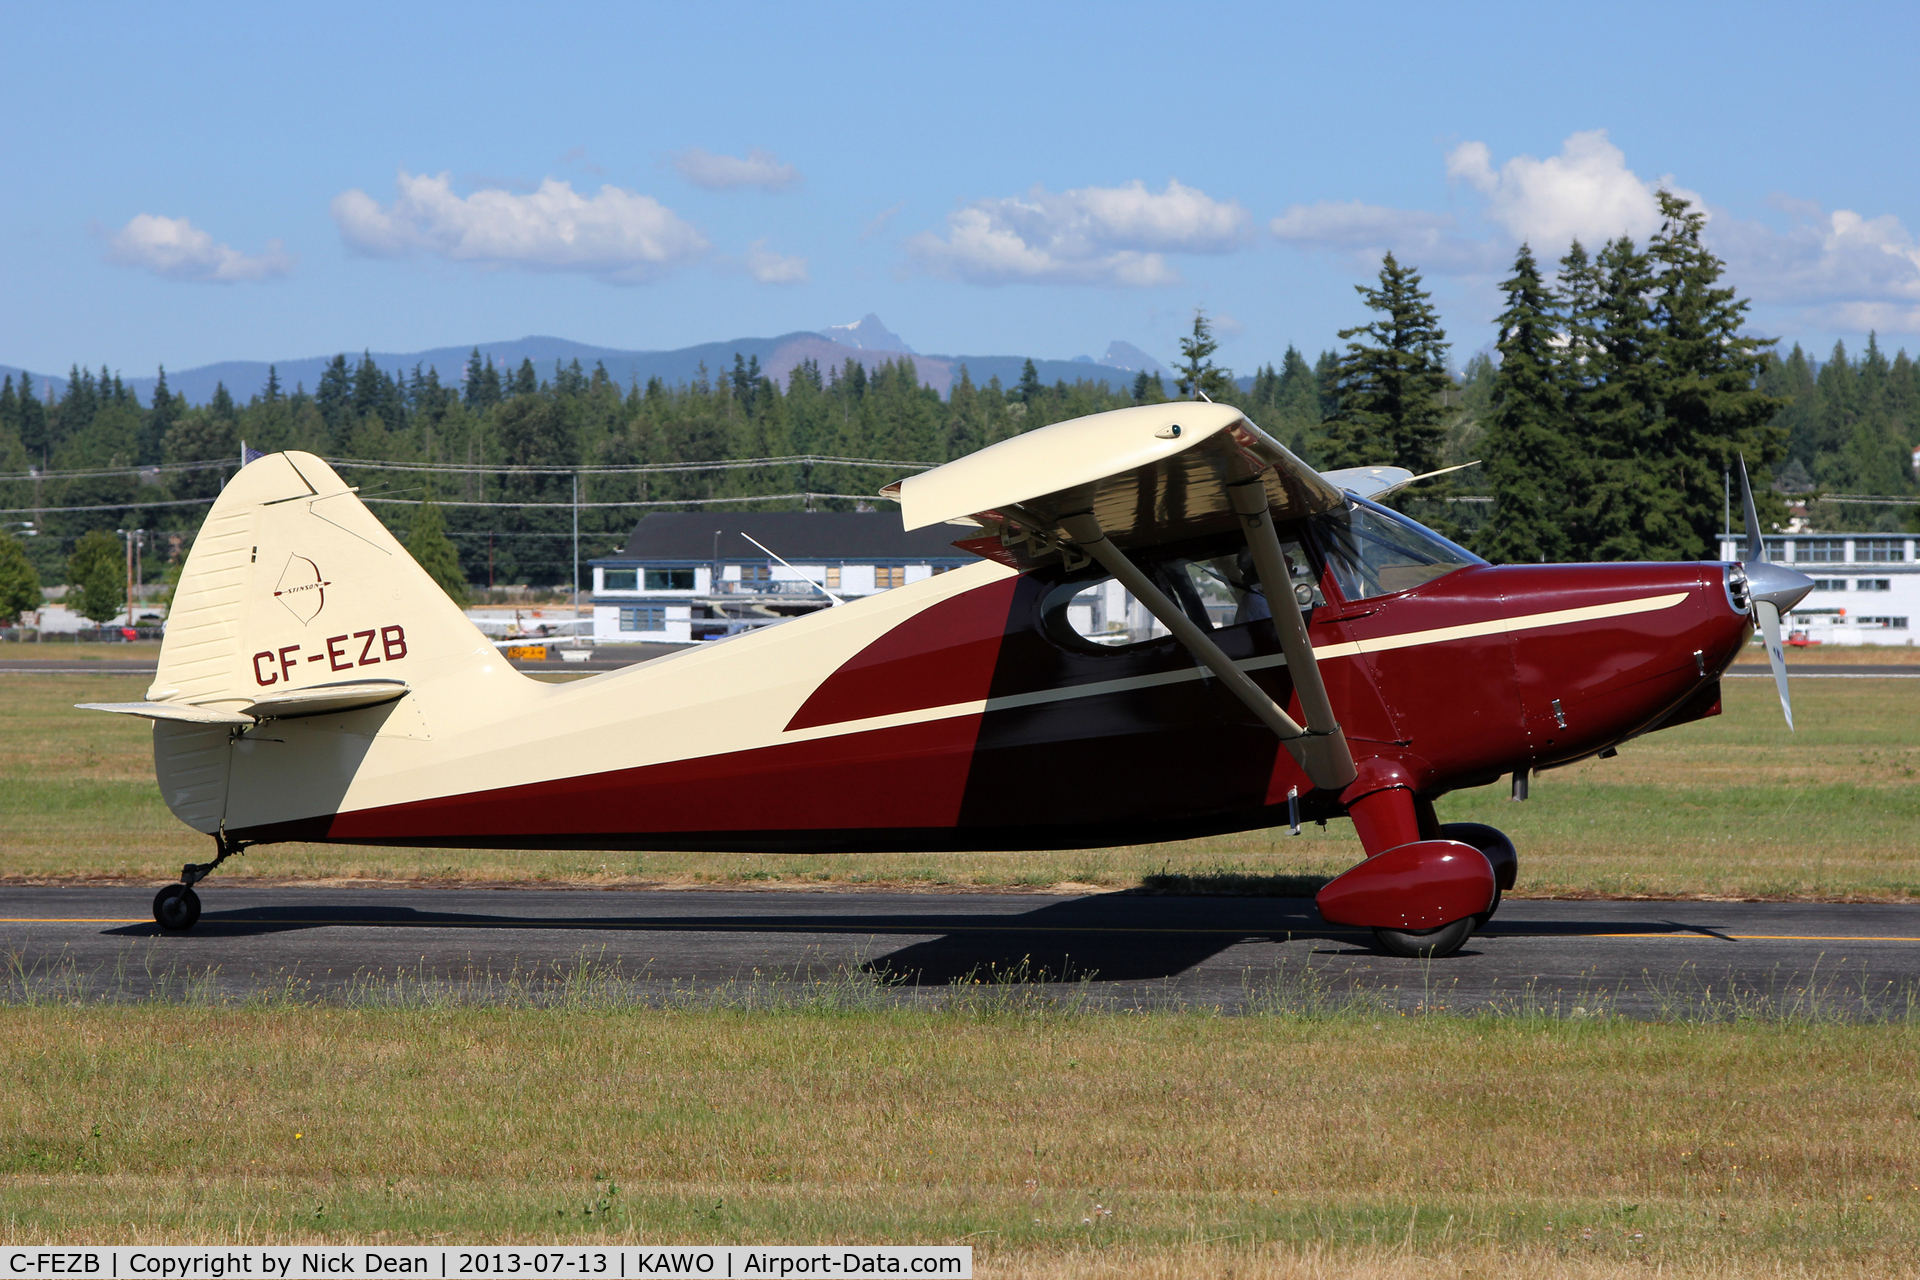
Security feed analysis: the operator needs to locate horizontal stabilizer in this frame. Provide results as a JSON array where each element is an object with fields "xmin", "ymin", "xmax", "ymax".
[
  {"xmin": 245, "ymin": 678, "xmax": 410, "ymax": 719},
  {"xmin": 76, "ymin": 701, "xmax": 254, "ymax": 725}
]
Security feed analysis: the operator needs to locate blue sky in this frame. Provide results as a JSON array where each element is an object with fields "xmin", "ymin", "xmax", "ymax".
[{"xmin": 5, "ymin": 1, "xmax": 1919, "ymax": 385}]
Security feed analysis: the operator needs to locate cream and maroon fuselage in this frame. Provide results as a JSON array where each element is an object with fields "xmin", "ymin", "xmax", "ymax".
[{"xmin": 201, "ymin": 539, "xmax": 1749, "ymax": 854}]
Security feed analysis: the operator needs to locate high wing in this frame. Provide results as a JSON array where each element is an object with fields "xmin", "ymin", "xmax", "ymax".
[{"xmin": 882, "ymin": 402, "xmax": 1358, "ymax": 791}]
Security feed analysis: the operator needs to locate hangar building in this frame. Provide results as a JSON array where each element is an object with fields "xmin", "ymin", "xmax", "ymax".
[
  {"xmin": 1718, "ymin": 532, "xmax": 1917, "ymax": 645},
  {"xmin": 589, "ymin": 511, "xmax": 975, "ymax": 643}
]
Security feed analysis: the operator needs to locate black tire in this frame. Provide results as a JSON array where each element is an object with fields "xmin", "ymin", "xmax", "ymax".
[
  {"xmin": 1438, "ymin": 822, "xmax": 1516, "ymax": 891},
  {"xmin": 153, "ymin": 884, "xmax": 201, "ymax": 931},
  {"xmin": 1371, "ymin": 915, "xmax": 1476, "ymax": 959},
  {"xmin": 1474, "ymin": 886, "xmax": 1503, "ymax": 931}
]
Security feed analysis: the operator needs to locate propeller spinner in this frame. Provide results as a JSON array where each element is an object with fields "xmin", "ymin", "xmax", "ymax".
[{"xmin": 1734, "ymin": 455, "xmax": 1815, "ymax": 729}]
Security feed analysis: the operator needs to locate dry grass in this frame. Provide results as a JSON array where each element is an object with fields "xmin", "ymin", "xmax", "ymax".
[
  {"xmin": 3, "ymin": 674, "xmax": 1916, "ymax": 900},
  {"xmin": 1, "ymin": 1002, "xmax": 1916, "ymax": 1273},
  {"xmin": 1734, "ymin": 641, "xmax": 1920, "ymax": 665}
]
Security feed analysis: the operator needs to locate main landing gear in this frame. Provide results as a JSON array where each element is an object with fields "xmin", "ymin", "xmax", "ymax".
[
  {"xmin": 152, "ymin": 835, "xmax": 246, "ymax": 931},
  {"xmin": 1315, "ymin": 784, "xmax": 1519, "ymax": 959}
]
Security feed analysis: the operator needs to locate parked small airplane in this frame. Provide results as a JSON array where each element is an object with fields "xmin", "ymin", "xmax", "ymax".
[{"xmin": 80, "ymin": 402, "xmax": 1809, "ymax": 956}]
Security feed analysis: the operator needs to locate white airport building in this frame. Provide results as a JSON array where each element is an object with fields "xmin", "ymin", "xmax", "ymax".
[
  {"xmin": 1717, "ymin": 532, "xmax": 1917, "ymax": 645},
  {"xmin": 589, "ymin": 512, "xmax": 975, "ymax": 643}
]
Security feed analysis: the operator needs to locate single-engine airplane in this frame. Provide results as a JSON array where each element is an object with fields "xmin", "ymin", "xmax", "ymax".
[{"xmin": 79, "ymin": 401, "xmax": 1810, "ymax": 957}]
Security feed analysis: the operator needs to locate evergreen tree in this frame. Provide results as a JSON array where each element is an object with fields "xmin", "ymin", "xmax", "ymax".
[
  {"xmin": 406, "ymin": 501, "xmax": 468, "ymax": 601},
  {"xmin": 0, "ymin": 530, "xmax": 40, "ymax": 624},
  {"xmin": 1015, "ymin": 359, "xmax": 1042, "ymax": 404},
  {"xmin": 1321, "ymin": 254, "xmax": 1452, "ymax": 472},
  {"xmin": 1173, "ymin": 310, "xmax": 1235, "ymax": 400},
  {"xmin": 464, "ymin": 350, "xmax": 502, "ymax": 412},
  {"xmin": 1267, "ymin": 345, "xmax": 1325, "ymax": 459},
  {"xmin": 0, "ymin": 377, "xmax": 18, "ymax": 456},
  {"xmin": 1643, "ymin": 191, "xmax": 1786, "ymax": 558},
  {"xmin": 1129, "ymin": 369, "xmax": 1166, "ymax": 404},
  {"xmin": 1578, "ymin": 236, "xmax": 1665, "ymax": 560},
  {"xmin": 13, "ymin": 371, "xmax": 45, "ymax": 463},
  {"xmin": 1481, "ymin": 245, "xmax": 1571, "ymax": 564},
  {"xmin": 66, "ymin": 528, "xmax": 125, "ymax": 624},
  {"xmin": 315, "ymin": 355, "xmax": 354, "ymax": 444},
  {"xmin": 139, "ymin": 366, "xmax": 179, "ymax": 465}
]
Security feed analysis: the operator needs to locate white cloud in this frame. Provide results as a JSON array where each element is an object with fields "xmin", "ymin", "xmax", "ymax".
[
  {"xmin": 1444, "ymin": 130, "xmax": 1702, "ymax": 251},
  {"xmin": 743, "ymin": 239, "xmax": 808, "ymax": 285},
  {"xmin": 103, "ymin": 214, "xmax": 293, "ymax": 282},
  {"xmin": 1711, "ymin": 201, "xmax": 1920, "ymax": 332},
  {"xmin": 1265, "ymin": 128, "xmax": 1920, "ymax": 337},
  {"xmin": 672, "ymin": 147, "xmax": 801, "ymax": 192},
  {"xmin": 331, "ymin": 172, "xmax": 707, "ymax": 282},
  {"xmin": 1269, "ymin": 200, "xmax": 1496, "ymax": 273},
  {"xmin": 1270, "ymin": 131, "xmax": 1697, "ymax": 277},
  {"xmin": 908, "ymin": 179, "xmax": 1252, "ymax": 286}
]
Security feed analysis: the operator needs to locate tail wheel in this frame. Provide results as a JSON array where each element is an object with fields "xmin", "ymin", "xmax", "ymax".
[
  {"xmin": 1371, "ymin": 915, "xmax": 1475, "ymax": 959},
  {"xmin": 153, "ymin": 884, "xmax": 201, "ymax": 932}
]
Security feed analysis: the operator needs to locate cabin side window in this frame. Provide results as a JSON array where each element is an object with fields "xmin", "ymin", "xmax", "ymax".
[
  {"xmin": 1040, "ymin": 535, "xmax": 1324, "ymax": 651},
  {"xmin": 1313, "ymin": 496, "xmax": 1483, "ymax": 602}
]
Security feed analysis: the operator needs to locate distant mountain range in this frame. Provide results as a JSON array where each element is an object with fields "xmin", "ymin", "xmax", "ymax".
[{"xmin": 2, "ymin": 314, "xmax": 1177, "ymax": 406}]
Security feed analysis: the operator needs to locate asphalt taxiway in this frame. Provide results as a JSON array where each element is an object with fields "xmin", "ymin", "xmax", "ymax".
[{"xmin": 4, "ymin": 885, "xmax": 1917, "ymax": 1017}]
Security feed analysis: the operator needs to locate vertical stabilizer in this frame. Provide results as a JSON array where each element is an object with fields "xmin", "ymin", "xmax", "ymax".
[{"xmin": 147, "ymin": 452, "xmax": 520, "ymax": 832}]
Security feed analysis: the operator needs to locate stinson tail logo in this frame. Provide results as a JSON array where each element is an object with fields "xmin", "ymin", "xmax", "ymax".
[{"xmin": 273, "ymin": 554, "xmax": 332, "ymax": 624}]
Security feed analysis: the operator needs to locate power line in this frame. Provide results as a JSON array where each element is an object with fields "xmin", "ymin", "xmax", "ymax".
[
  {"xmin": 359, "ymin": 492, "xmax": 897, "ymax": 509},
  {"xmin": 0, "ymin": 491, "xmax": 899, "ymax": 516},
  {"xmin": 0, "ymin": 454, "xmax": 935, "ymax": 483}
]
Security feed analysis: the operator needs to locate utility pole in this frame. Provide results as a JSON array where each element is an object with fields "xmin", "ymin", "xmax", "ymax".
[
  {"xmin": 571, "ymin": 471, "xmax": 580, "ymax": 631},
  {"xmin": 123, "ymin": 529, "xmax": 134, "ymax": 634}
]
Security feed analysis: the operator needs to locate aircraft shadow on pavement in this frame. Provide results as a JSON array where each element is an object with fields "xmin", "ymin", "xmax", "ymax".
[{"xmin": 102, "ymin": 895, "xmax": 1747, "ymax": 985}]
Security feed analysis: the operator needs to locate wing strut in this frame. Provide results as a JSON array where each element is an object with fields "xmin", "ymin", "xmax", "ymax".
[
  {"xmin": 1227, "ymin": 478, "xmax": 1357, "ymax": 789},
  {"xmin": 1058, "ymin": 508, "xmax": 1355, "ymax": 792}
]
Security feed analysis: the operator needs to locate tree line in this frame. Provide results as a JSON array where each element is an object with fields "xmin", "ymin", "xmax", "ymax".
[{"xmin": 2, "ymin": 188, "xmax": 1916, "ymax": 621}]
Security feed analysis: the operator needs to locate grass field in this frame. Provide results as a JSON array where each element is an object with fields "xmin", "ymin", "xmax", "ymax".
[
  {"xmin": 6, "ymin": 669, "xmax": 1919, "ymax": 1276},
  {"xmin": 2, "ymin": 994, "xmax": 1917, "ymax": 1276},
  {"xmin": 2, "ymin": 672, "xmax": 1915, "ymax": 900}
]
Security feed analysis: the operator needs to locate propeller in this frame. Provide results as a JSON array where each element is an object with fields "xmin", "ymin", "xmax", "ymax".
[{"xmin": 1734, "ymin": 454, "xmax": 1814, "ymax": 730}]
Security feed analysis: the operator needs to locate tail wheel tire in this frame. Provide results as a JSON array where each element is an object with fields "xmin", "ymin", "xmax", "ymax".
[
  {"xmin": 153, "ymin": 884, "xmax": 201, "ymax": 932},
  {"xmin": 1371, "ymin": 915, "xmax": 1475, "ymax": 959}
]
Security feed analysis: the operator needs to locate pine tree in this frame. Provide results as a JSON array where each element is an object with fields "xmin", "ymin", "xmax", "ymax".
[
  {"xmin": 464, "ymin": 350, "xmax": 501, "ymax": 412},
  {"xmin": 315, "ymin": 355, "xmax": 354, "ymax": 444},
  {"xmin": 1644, "ymin": 191, "xmax": 1786, "ymax": 558},
  {"xmin": 1481, "ymin": 245, "xmax": 1571, "ymax": 564},
  {"xmin": 14, "ymin": 372, "xmax": 44, "ymax": 463},
  {"xmin": 66, "ymin": 529, "xmax": 125, "ymax": 624},
  {"xmin": 1173, "ymin": 310, "xmax": 1235, "ymax": 401},
  {"xmin": 406, "ymin": 501, "xmax": 468, "ymax": 602},
  {"xmin": 1321, "ymin": 254, "xmax": 1452, "ymax": 472},
  {"xmin": 1577, "ymin": 236, "xmax": 1662, "ymax": 560},
  {"xmin": 140, "ymin": 366, "xmax": 179, "ymax": 466},
  {"xmin": 0, "ymin": 530, "xmax": 39, "ymax": 624},
  {"xmin": 1015, "ymin": 359, "xmax": 1042, "ymax": 404}
]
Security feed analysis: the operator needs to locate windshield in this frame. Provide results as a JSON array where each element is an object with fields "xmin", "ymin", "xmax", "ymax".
[{"xmin": 1316, "ymin": 495, "xmax": 1483, "ymax": 601}]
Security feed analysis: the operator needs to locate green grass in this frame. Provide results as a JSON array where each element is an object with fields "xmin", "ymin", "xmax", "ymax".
[{"xmin": 3, "ymin": 673, "xmax": 1916, "ymax": 900}]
